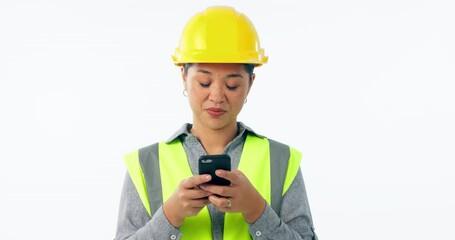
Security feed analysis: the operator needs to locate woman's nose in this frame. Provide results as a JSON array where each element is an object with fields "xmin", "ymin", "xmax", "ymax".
[{"xmin": 209, "ymin": 85, "xmax": 225, "ymax": 103}]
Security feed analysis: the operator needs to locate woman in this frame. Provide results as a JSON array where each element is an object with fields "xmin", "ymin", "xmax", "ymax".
[{"xmin": 115, "ymin": 6, "xmax": 317, "ymax": 240}]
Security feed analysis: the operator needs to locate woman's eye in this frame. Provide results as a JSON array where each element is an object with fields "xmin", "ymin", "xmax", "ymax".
[
  {"xmin": 227, "ymin": 85, "xmax": 238, "ymax": 91},
  {"xmin": 200, "ymin": 82, "xmax": 210, "ymax": 87}
]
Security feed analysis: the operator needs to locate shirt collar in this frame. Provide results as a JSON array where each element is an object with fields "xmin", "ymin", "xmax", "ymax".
[{"xmin": 165, "ymin": 122, "xmax": 264, "ymax": 144}]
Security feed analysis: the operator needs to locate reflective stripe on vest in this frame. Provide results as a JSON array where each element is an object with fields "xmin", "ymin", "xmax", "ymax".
[{"xmin": 124, "ymin": 134, "xmax": 302, "ymax": 239}]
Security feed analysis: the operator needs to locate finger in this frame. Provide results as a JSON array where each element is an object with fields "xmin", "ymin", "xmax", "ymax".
[
  {"xmin": 191, "ymin": 198, "xmax": 211, "ymax": 208},
  {"xmin": 208, "ymin": 195, "xmax": 231, "ymax": 209},
  {"xmin": 181, "ymin": 174, "xmax": 211, "ymax": 189},
  {"xmin": 215, "ymin": 169, "xmax": 241, "ymax": 184},
  {"xmin": 185, "ymin": 205, "xmax": 207, "ymax": 217},
  {"xmin": 200, "ymin": 184, "xmax": 231, "ymax": 197},
  {"xmin": 186, "ymin": 188, "xmax": 213, "ymax": 199}
]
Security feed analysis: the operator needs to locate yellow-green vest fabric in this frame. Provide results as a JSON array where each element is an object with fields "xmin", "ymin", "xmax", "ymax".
[{"xmin": 124, "ymin": 134, "xmax": 302, "ymax": 239}]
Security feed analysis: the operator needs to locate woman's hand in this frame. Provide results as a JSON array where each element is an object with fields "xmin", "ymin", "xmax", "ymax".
[
  {"xmin": 200, "ymin": 169, "xmax": 266, "ymax": 224},
  {"xmin": 163, "ymin": 174, "xmax": 213, "ymax": 227}
]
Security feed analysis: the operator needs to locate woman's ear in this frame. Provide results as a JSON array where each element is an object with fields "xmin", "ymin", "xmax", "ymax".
[
  {"xmin": 181, "ymin": 66, "xmax": 186, "ymax": 79},
  {"xmin": 181, "ymin": 66, "xmax": 187, "ymax": 89},
  {"xmin": 247, "ymin": 73, "xmax": 255, "ymax": 94}
]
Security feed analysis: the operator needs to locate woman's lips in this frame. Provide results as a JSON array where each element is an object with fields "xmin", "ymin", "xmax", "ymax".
[{"xmin": 206, "ymin": 108, "xmax": 226, "ymax": 117}]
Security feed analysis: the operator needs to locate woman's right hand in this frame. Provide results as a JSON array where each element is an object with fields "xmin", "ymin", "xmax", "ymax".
[{"xmin": 163, "ymin": 174, "xmax": 213, "ymax": 227}]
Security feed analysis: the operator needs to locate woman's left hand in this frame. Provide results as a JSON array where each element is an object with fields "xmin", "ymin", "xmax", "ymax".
[{"xmin": 199, "ymin": 169, "xmax": 266, "ymax": 223}]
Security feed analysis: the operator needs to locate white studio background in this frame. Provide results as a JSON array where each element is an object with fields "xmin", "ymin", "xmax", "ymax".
[{"xmin": 1, "ymin": 0, "xmax": 454, "ymax": 239}]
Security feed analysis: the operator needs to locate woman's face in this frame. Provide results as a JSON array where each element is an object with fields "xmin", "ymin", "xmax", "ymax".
[{"xmin": 182, "ymin": 63, "xmax": 254, "ymax": 132}]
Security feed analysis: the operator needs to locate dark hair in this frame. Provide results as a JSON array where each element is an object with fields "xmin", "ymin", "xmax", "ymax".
[{"xmin": 183, "ymin": 63, "xmax": 255, "ymax": 83}]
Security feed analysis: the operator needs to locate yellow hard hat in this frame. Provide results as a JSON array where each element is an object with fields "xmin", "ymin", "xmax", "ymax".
[{"xmin": 172, "ymin": 6, "xmax": 268, "ymax": 66}]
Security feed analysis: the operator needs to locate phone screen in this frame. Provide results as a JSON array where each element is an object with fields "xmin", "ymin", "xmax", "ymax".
[{"xmin": 198, "ymin": 154, "xmax": 231, "ymax": 186}]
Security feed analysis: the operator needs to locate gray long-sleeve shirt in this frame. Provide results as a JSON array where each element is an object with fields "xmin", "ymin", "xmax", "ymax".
[{"xmin": 115, "ymin": 122, "xmax": 317, "ymax": 240}]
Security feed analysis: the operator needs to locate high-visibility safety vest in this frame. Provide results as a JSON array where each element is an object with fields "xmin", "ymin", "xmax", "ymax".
[{"xmin": 124, "ymin": 134, "xmax": 302, "ymax": 240}]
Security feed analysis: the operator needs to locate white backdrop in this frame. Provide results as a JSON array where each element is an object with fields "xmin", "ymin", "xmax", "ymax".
[{"xmin": 1, "ymin": 0, "xmax": 454, "ymax": 239}]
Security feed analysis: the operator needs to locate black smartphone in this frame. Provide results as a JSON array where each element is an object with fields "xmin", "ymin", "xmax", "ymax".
[{"xmin": 198, "ymin": 154, "xmax": 231, "ymax": 186}]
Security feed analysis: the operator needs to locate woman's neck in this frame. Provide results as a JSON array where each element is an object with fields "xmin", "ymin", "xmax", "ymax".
[{"xmin": 190, "ymin": 122, "xmax": 238, "ymax": 155}]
